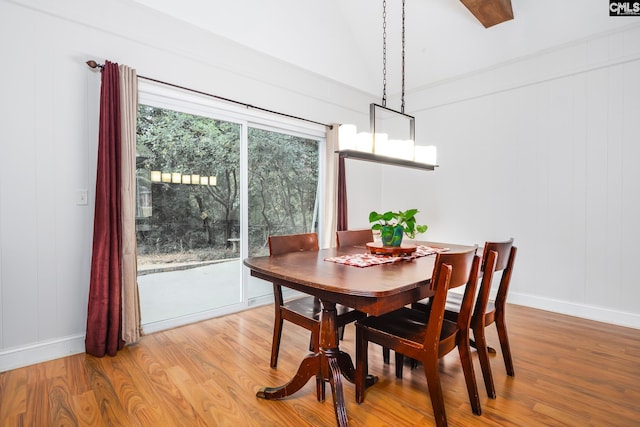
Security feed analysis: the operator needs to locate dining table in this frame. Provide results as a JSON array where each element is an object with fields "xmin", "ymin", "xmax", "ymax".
[{"xmin": 243, "ymin": 241, "xmax": 475, "ymax": 427}]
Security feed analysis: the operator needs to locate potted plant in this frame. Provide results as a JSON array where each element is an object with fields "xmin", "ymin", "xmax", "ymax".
[{"xmin": 369, "ymin": 209, "xmax": 428, "ymax": 247}]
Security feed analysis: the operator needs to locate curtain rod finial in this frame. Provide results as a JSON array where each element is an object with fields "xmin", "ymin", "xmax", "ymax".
[{"xmin": 86, "ymin": 60, "xmax": 102, "ymax": 70}]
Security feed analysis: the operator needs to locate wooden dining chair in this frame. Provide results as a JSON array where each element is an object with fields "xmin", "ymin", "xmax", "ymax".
[
  {"xmin": 355, "ymin": 248, "xmax": 482, "ymax": 427},
  {"xmin": 452, "ymin": 239, "xmax": 517, "ymax": 396},
  {"xmin": 268, "ymin": 232, "xmax": 365, "ymax": 370},
  {"xmin": 412, "ymin": 240, "xmax": 516, "ymax": 395},
  {"xmin": 411, "ymin": 238, "xmax": 517, "ymax": 398},
  {"xmin": 336, "ymin": 228, "xmax": 373, "ymax": 247}
]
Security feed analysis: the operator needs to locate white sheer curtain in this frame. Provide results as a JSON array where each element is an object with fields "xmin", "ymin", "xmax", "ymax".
[
  {"xmin": 119, "ymin": 64, "xmax": 141, "ymax": 343},
  {"xmin": 322, "ymin": 124, "xmax": 340, "ymax": 248}
]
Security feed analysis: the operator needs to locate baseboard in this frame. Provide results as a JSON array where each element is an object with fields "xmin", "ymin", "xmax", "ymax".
[
  {"xmin": 508, "ymin": 292, "xmax": 640, "ymax": 330},
  {"xmin": 0, "ymin": 334, "xmax": 85, "ymax": 373}
]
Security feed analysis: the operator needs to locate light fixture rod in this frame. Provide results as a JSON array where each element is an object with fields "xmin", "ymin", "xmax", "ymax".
[
  {"xmin": 382, "ymin": 0, "xmax": 387, "ymax": 107},
  {"xmin": 401, "ymin": 0, "xmax": 406, "ymax": 114}
]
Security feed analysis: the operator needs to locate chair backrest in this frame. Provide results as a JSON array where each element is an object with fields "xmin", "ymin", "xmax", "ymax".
[
  {"xmin": 431, "ymin": 248, "xmax": 479, "ymax": 293},
  {"xmin": 472, "ymin": 249, "xmax": 498, "ymax": 326},
  {"xmin": 268, "ymin": 232, "xmax": 319, "ymax": 256},
  {"xmin": 336, "ymin": 229, "xmax": 374, "ymax": 247},
  {"xmin": 425, "ymin": 248, "xmax": 480, "ymax": 344},
  {"xmin": 481, "ymin": 238, "xmax": 514, "ymax": 274},
  {"xmin": 481, "ymin": 239, "xmax": 516, "ymax": 309},
  {"xmin": 268, "ymin": 232, "xmax": 320, "ymax": 308}
]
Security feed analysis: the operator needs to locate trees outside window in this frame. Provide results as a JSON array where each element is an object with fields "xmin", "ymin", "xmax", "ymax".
[
  {"xmin": 135, "ymin": 104, "xmax": 320, "ymax": 273},
  {"xmin": 136, "ymin": 105, "xmax": 241, "ymax": 262},
  {"xmin": 248, "ymin": 127, "xmax": 319, "ymax": 256}
]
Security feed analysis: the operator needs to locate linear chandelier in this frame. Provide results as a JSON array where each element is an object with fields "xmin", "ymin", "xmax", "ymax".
[{"xmin": 337, "ymin": 0, "xmax": 437, "ymax": 171}]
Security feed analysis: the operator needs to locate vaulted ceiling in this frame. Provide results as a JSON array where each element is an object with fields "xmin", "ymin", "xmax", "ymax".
[{"xmin": 134, "ymin": 0, "xmax": 635, "ymax": 97}]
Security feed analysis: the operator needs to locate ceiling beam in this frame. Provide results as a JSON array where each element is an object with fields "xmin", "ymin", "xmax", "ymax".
[{"xmin": 460, "ymin": 0, "xmax": 514, "ymax": 28}]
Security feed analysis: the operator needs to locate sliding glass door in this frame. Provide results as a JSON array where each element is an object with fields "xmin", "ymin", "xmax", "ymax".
[
  {"xmin": 134, "ymin": 82, "xmax": 325, "ymax": 332},
  {"xmin": 246, "ymin": 126, "xmax": 321, "ymax": 303},
  {"xmin": 136, "ymin": 104, "xmax": 243, "ymax": 330}
]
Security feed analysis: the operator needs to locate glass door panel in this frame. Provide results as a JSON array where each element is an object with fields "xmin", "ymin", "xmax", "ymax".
[
  {"xmin": 246, "ymin": 127, "xmax": 320, "ymax": 302},
  {"xmin": 135, "ymin": 104, "xmax": 242, "ymax": 327}
]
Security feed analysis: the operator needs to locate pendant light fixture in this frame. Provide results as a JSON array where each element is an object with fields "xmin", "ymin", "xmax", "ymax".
[{"xmin": 337, "ymin": 0, "xmax": 437, "ymax": 171}]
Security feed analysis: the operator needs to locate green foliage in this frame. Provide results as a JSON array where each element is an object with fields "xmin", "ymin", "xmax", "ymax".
[
  {"xmin": 247, "ymin": 128, "xmax": 319, "ymax": 255},
  {"xmin": 369, "ymin": 209, "xmax": 428, "ymax": 239},
  {"xmin": 136, "ymin": 104, "xmax": 319, "ymax": 257}
]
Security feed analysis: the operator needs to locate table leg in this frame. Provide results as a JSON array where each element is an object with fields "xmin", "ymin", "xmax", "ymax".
[
  {"xmin": 319, "ymin": 301, "xmax": 349, "ymax": 426},
  {"xmin": 327, "ymin": 352, "xmax": 348, "ymax": 426},
  {"xmin": 256, "ymin": 301, "xmax": 375, "ymax": 427},
  {"xmin": 256, "ymin": 354, "xmax": 321, "ymax": 399}
]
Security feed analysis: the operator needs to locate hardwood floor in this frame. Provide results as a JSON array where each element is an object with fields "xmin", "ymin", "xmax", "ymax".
[{"xmin": 1, "ymin": 303, "xmax": 639, "ymax": 426}]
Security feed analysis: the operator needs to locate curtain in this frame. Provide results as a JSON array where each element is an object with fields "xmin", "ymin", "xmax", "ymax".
[
  {"xmin": 119, "ymin": 64, "xmax": 141, "ymax": 344},
  {"xmin": 322, "ymin": 124, "xmax": 340, "ymax": 248},
  {"xmin": 337, "ymin": 156, "xmax": 348, "ymax": 232},
  {"xmin": 86, "ymin": 61, "xmax": 124, "ymax": 357}
]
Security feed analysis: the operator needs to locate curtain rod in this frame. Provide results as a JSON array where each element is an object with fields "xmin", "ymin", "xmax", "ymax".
[{"xmin": 86, "ymin": 60, "xmax": 332, "ymax": 129}]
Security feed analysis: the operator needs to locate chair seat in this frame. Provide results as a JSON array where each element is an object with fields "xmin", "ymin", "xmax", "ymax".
[
  {"xmin": 415, "ymin": 292, "xmax": 482, "ymax": 323},
  {"xmin": 439, "ymin": 295, "xmax": 499, "ymax": 326},
  {"xmin": 284, "ymin": 296, "xmax": 363, "ymax": 324},
  {"xmin": 283, "ymin": 295, "xmax": 319, "ymax": 318},
  {"xmin": 443, "ymin": 294, "xmax": 496, "ymax": 316},
  {"xmin": 357, "ymin": 307, "xmax": 458, "ymax": 351}
]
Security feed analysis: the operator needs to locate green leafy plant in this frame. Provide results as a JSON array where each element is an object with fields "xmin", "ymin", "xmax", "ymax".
[{"xmin": 369, "ymin": 209, "xmax": 428, "ymax": 241}]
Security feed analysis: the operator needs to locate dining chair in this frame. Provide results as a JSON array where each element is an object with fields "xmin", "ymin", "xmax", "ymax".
[
  {"xmin": 355, "ymin": 248, "xmax": 482, "ymax": 427},
  {"xmin": 268, "ymin": 232, "xmax": 365, "ymax": 370},
  {"xmin": 335, "ymin": 229, "xmax": 371, "ymax": 340},
  {"xmin": 336, "ymin": 228, "xmax": 373, "ymax": 247},
  {"xmin": 334, "ymin": 227, "xmax": 398, "ymax": 368},
  {"xmin": 411, "ymin": 238, "xmax": 517, "ymax": 398}
]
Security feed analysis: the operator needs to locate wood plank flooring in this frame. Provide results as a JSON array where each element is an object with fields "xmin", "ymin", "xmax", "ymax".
[{"xmin": 1, "ymin": 303, "xmax": 639, "ymax": 426}]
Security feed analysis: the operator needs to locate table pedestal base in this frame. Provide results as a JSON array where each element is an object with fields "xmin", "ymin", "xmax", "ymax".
[{"xmin": 257, "ymin": 302, "xmax": 377, "ymax": 427}]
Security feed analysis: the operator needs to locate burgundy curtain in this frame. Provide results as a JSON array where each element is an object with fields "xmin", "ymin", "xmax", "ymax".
[
  {"xmin": 337, "ymin": 156, "xmax": 348, "ymax": 231},
  {"xmin": 85, "ymin": 61, "xmax": 125, "ymax": 357}
]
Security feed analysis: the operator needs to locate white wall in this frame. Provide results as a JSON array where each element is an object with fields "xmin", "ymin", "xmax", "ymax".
[
  {"xmin": 0, "ymin": 0, "xmax": 372, "ymax": 372},
  {"xmin": 377, "ymin": 25, "xmax": 640, "ymax": 329}
]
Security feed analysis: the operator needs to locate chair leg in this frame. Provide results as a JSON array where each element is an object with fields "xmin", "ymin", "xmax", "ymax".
[
  {"xmin": 355, "ymin": 327, "xmax": 368, "ymax": 404},
  {"xmin": 316, "ymin": 375, "xmax": 325, "ymax": 402},
  {"xmin": 311, "ymin": 326, "xmax": 320, "ymax": 353},
  {"xmin": 382, "ymin": 347, "xmax": 390, "ymax": 364},
  {"xmin": 311, "ymin": 325, "xmax": 323, "ymax": 400},
  {"xmin": 473, "ymin": 326, "xmax": 496, "ymax": 399},
  {"xmin": 495, "ymin": 314, "xmax": 515, "ymax": 376},
  {"xmin": 270, "ymin": 317, "xmax": 284, "ymax": 368},
  {"xmin": 423, "ymin": 358, "xmax": 447, "ymax": 427},
  {"xmin": 395, "ymin": 352, "xmax": 405, "ymax": 379},
  {"xmin": 338, "ymin": 325, "xmax": 345, "ymax": 340},
  {"xmin": 308, "ymin": 333, "xmax": 315, "ymax": 352},
  {"xmin": 457, "ymin": 338, "xmax": 482, "ymax": 415}
]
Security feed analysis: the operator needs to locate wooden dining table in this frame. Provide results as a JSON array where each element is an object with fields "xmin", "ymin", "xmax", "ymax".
[{"xmin": 243, "ymin": 241, "xmax": 474, "ymax": 426}]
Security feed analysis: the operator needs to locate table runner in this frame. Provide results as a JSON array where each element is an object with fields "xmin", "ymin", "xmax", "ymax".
[{"xmin": 325, "ymin": 245, "xmax": 449, "ymax": 268}]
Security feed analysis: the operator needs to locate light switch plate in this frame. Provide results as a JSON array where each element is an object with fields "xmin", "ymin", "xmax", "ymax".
[{"xmin": 76, "ymin": 189, "xmax": 88, "ymax": 205}]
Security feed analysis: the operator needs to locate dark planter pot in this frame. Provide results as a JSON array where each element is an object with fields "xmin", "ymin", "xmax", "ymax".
[{"xmin": 380, "ymin": 225, "xmax": 404, "ymax": 247}]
